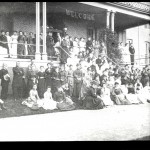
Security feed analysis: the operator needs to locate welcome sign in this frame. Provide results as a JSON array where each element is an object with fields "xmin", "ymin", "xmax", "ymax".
[{"xmin": 66, "ymin": 9, "xmax": 95, "ymax": 21}]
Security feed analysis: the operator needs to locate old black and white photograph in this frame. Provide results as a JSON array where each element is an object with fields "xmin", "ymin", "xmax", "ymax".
[{"xmin": 0, "ymin": 2, "xmax": 150, "ymax": 141}]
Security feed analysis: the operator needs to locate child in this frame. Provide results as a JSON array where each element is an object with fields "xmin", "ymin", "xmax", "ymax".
[{"xmin": 22, "ymin": 84, "xmax": 41, "ymax": 109}]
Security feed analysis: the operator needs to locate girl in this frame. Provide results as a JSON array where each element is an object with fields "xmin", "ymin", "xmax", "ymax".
[{"xmin": 22, "ymin": 84, "xmax": 41, "ymax": 109}]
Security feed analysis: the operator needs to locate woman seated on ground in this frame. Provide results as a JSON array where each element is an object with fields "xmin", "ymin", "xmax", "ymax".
[
  {"xmin": 22, "ymin": 84, "xmax": 42, "ymax": 109},
  {"xmin": 42, "ymin": 86, "xmax": 58, "ymax": 110},
  {"xmin": 82, "ymin": 80, "xmax": 105, "ymax": 110},
  {"xmin": 111, "ymin": 82, "xmax": 131, "ymax": 105},
  {"xmin": 121, "ymin": 82, "xmax": 141, "ymax": 104},
  {"xmin": 53, "ymin": 87, "xmax": 76, "ymax": 111},
  {"xmin": 140, "ymin": 82, "xmax": 150, "ymax": 103},
  {"xmin": 98, "ymin": 82, "xmax": 114, "ymax": 107}
]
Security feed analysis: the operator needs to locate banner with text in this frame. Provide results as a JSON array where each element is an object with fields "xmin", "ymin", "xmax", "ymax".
[{"xmin": 66, "ymin": 9, "xmax": 95, "ymax": 21}]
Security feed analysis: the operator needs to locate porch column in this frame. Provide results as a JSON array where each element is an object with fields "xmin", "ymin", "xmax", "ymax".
[
  {"xmin": 111, "ymin": 11, "xmax": 115, "ymax": 32},
  {"xmin": 106, "ymin": 10, "xmax": 110, "ymax": 29},
  {"xmin": 42, "ymin": 2, "xmax": 47, "ymax": 60},
  {"xmin": 35, "ymin": 2, "xmax": 41, "ymax": 60}
]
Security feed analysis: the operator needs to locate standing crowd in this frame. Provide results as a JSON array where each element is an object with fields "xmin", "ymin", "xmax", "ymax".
[{"xmin": 0, "ymin": 27, "xmax": 150, "ymax": 112}]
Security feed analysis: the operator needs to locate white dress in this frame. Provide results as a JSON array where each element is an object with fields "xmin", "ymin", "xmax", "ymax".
[
  {"xmin": 42, "ymin": 91, "xmax": 57, "ymax": 110},
  {"xmin": 79, "ymin": 41, "xmax": 86, "ymax": 52},
  {"xmin": 10, "ymin": 35, "xmax": 18, "ymax": 58},
  {"xmin": 100, "ymin": 87, "xmax": 113, "ymax": 106},
  {"xmin": 73, "ymin": 41, "xmax": 79, "ymax": 55},
  {"xmin": 121, "ymin": 85, "xmax": 140, "ymax": 104},
  {"xmin": 123, "ymin": 45, "xmax": 130, "ymax": 64}
]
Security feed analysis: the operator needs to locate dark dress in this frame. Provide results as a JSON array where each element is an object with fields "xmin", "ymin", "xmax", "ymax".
[
  {"xmin": 17, "ymin": 35, "xmax": 26, "ymax": 59},
  {"xmin": 45, "ymin": 67, "xmax": 53, "ymax": 88},
  {"xmin": 0, "ymin": 69, "xmax": 10, "ymax": 100},
  {"xmin": 0, "ymin": 35, "xmax": 8, "ymax": 49},
  {"xmin": 61, "ymin": 39, "xmax": 70, "ymax": 64},
  {"xmin": 86, "ymin": 40, "xmax": 93, "ymax": 54},
  {"xmin": 51, "ymin": 70, "xmax": 62, "ymax": 96},
  {"xmin": 53, "ymin": 91, "xmax": 76, "ymax": 111},
  {"xmin": 46, "ymin": 35, "xmax": 55, "ymax": 59},
  {"xmin": 60, "ymin": 70, "xmax": 67, "ymax": 86},
  {"xmin": 111, "ymin": 88, "xmax": 131, "ymax": 105},
  {"xmin": 37, "ymin": 71, "xmax": 46, "ymax": 99},
  {"xmin": 12, "ymin": 67, "xmax": 24, "ymax": 100},
  {"xmin": 83, "ymin": 86, "xmax": 104, "ymax": 110},
  {"xmin": 73, "ymin": 68, "xmax": 83, "ymax": 98},
  {"xmin": 27, "ymin": 35, "xmax": 35, "ymax": 59},
  {"xmin": 141, "ymin": 71, "xmax": 149, "ymax": 87},
  {"xmin": 129, "ymin": 46, "xmax": 135, "ymax": 65}
]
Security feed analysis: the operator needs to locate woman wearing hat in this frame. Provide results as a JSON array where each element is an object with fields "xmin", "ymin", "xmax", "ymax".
[{"xmin": 82, "ymin": 80, "xmax": 104, "ymax": 110}]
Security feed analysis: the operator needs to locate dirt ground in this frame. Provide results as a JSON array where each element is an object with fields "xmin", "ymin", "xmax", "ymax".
[{"xmin": 0, "ymin": 100, "xmax": 150, "ymax": 141}]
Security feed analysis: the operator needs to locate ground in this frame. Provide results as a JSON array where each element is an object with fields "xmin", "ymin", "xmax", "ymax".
[{"xmin": 0, "ymin": 96, "xmax": 150, "ymax": 141}]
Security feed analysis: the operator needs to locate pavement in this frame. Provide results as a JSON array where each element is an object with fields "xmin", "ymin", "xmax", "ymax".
[{"xmin": 0, "ymin": 103, "xmax": 150, "ymax": 141}]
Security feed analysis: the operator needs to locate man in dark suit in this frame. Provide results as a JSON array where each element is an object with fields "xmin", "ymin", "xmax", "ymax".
[
  {"xmin": 0, "ymin": 63, "xmax": 10, "ymax": 101},
  {"xmin": 129, "ymin": 43, "xmax": 135, "ymax": 65},
  {"xmin": 12, "ymin": 61, "xmax": 25, "ymax": 101}
]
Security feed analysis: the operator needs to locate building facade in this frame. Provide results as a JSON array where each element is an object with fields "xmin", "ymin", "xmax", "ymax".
[{"xmin": 0, "ymin": 2, "xmax": 150, "ymax": 94}]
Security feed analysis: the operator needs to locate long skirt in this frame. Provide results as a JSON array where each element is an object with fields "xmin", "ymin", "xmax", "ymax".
[
  {"xmin": 37, "ymin": 79, "xmax": 46, "ymax": 98},
  {"xmin": 42, "ymin": 98, "xmax": 58, "ymax": 110},
  {"xmin": 17, "ymin": 43, "xmax": 25, "ymax": 59},
  {"xmin": 73, "ymin": 81, "xmax": 82, "ymax": 98},
  {"xmin": 11, "ymin": 42, "xmax": 17, "ymax": 58},
  {"xmin": 57, "ymin": 97, "xmax": 76, "ymax": 111},
  {"xmin": 111, "ymin": 94, "xmax": 131, "ymax": 105},
  {"xmin": 101, "ymin": 95, "xmax": 114, "ymax": 106},
  {"xmin": 125, "ymin": 94, "xmax": 141, "ymax": 104},
  {"xmin": 0, "ymin": 46, "xmax": 8, "ymax": 58},
  {"xmin": 83, "ymin": 96, "xmax": 104, "ymax": 110}
]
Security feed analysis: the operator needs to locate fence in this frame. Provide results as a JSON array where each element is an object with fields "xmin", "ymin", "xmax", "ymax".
[{"xmin": 0, "ymin": 40, "xmax": 149, "ymax": 68}]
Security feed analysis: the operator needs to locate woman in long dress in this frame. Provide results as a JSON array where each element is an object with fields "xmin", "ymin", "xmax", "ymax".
[
  {"xmin": 83, "ymin": 80, "xmax": 104, "ymax": 110},
  {"xmin": 93, "ymin": 40, "xmax": 100, "ymax": 58},
  {"xmin": 79, "ymin": 37, "xmax": 86, "ymax": 54},
  {"xmin": 42, "ymin": 86, "xmax": 58, "ymax": 110},
  {"xmin": 17, "ymin": 31, "xmax": 26, "ymax": 59},
  {"xmin": 22, "ymin": 84, "xmax": 41, "ymax": 109},
  {"xmin": 5, "ymin": 31, "xmax": 11, "ymax": 57},
  {"xmin": 53, "ymin": 87, "xmax": 76, "ymax": 111},
  {"xmin": 111, "ymin": 82, "xmax": 131, "ymax": 105},
  {"xmin": 37, "ymin": 66, "xmax": 46, "ymax": 99},
  {"xmin": 10, "ymin": 31, "xmax": 18, "ymax": 58},
  {"xmin": 73, "ymin": 37, "xmax": 79, "ymax": 56},
  {"xmin": 99, "ymin": 82, "xmax": 114, "ymax": 106}
]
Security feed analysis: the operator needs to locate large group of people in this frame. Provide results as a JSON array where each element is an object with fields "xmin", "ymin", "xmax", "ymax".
[
  {"xmin": 0, "ymin": 27, "xmax": 150, "ymax": 112},
  {"xmin": 0, "ymin": 54, "xmax": 150, "ymax": 111}
]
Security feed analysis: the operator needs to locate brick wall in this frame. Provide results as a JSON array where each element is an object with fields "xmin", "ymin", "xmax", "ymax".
[{"xmin": 13, "ymin": 13, "xmax": 36, "ymax": 34}]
